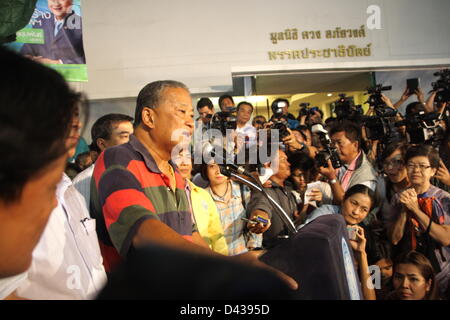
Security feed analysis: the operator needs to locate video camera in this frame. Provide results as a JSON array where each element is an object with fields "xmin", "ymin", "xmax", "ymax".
[
  {"xmin": 210, "ymin": 108, "xmax": 237, "ymax": 136},
  {"xmin": 365, "ymin": 84, "xmax": 392, "ymax": 109},
  {"xmin": 360, "ymin": 84, "xmax": 404, "ymax": 145},
  {"xmin": 395, "ymin": 111, "xmax": 445, "ymax": 147},
  {"xmin": 311, "ymin": 124, "xmax": 342, "ymax": 169},
  {"xmin": 298, "ymin": 102, "xmax": 311, "ymax": 117},
  {"xmin": 333, "ymin": 94, "xmax": 363, "ymax": 121},
  {"xmin": 431, "ymin": 69, "xmax": 450, "ymax": 103},
  {"xmin": 363, "ymin": 115, "xmax": 398, "ymax": 141}
]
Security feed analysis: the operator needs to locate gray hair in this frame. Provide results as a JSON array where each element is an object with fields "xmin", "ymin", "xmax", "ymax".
[{"xmin": 134, "ymin": 80, "xmax": 189, "ymax": 126}]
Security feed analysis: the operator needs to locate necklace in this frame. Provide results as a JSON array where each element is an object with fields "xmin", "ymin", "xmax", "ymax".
[{"xmin": 211, "ymin": 181, "xmax": 229, "ymax": 200}]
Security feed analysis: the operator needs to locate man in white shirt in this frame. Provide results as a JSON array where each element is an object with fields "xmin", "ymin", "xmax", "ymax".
[
  {"xmin": 73, "ymin": 113, "xmax": 134, "ymax": 208},
  {"xmin": 0, "ymin": 47, "xmax": 77, "ymax": 299},
  {"xmin": 235, "ymin": 101, "xmax": 257, "ymax": 150},
  {"xmin": 11, "ymin": 106, "xmax": 108, "ymax": 300}
]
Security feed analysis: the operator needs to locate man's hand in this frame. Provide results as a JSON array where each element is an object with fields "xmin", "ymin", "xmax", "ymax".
[
  {"xmin": 393, "ymin": 87, "xmax": 411, "ymax": 109},
  {"xmin": 317, "ymin": 159, "xmax": 337, "ymax": 181},
  {"xmin": 33, "ymin": 56, "xmax": 62, "ymax": 64},
  {"xmin": 234, "ymin": 250, "xmax": 298, "ymax": 290},
  {"xmin": 282, "ymin": 128, "xmax": 303, "ymax": 151},
  {"xmin": 247, "ymin": 211, "xmax": 271, "ymax": 234},
  {"xmin": 435, "ymin": 160, "xmax": 450, "ymax": 187},
  {"xmin": 425, "ymin": 91, "xmax": 437, "ymax": 112},
  {"xmin": 299, "ymin": 115, "xmax": 307, "ymax": 125},
  {"xmin": 414, "ymin": 88, "xmax": 425, "ymax": 103},
  {"xmin": 399, "ymin": 188, "xmax": 420, "ymax": 214},
  {"xmin": 381, "ymin": 93, "xmax": 395, "ymax": 109},
  {"xmin": 305, "ymin": 188, "xmax": 323, "ymax": 203},
  {"xmin": 400, "ymin": 87, "xmax": 411, "ymax": 101}
]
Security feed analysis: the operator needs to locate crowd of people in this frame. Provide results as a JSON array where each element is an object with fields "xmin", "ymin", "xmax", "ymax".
[{"xmin": 1, "ymin": 45, "xmax": 449, "ymax": 300}]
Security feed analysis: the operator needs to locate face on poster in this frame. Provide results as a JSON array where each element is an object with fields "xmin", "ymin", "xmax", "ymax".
[{"xmin": 7, "ymin": 0, "xmax": 87, "ymax": 82}]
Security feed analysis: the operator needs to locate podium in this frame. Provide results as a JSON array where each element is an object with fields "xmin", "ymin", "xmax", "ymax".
[{"xmin": 260, "ymin": 214, "xmax": 363, "ymax": 300}]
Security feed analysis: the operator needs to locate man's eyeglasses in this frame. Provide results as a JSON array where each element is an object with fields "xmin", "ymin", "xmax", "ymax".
[
  {"xmin": 406, "ymin": 163, "xmax": 432, "ymax": 171},
  {"xmin": 254, "ymin": 120, "xmax": 266, "ymax": 125}
]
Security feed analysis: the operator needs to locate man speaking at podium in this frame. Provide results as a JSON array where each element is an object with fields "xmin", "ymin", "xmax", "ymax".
[{"xmin": 91, "ymin": 80, "xmax": 297, "ymax": 298}]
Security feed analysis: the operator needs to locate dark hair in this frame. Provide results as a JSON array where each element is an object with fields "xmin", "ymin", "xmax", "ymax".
[
  {"xmin": 380, "ymin": 141, "xmax": 409, "ymax": 163},
  {"xmin": 324, "ymin": 117, "xmax": 337, "ymax": 126},
  {"xmin": 271, "ymin": 98, "xmax": 289, "ymax": 110},
  {"xmin": 252, "ymin": 115, "xmax": 266, "ymax": 126},
  {"xmin": 288, "ymin": 153, "xmax": 315, "ymax": 172},
  {"xmin": 286, "ymin": 153, "xmax": 317, "ymax": 189},
  {"xmin": 196, "ymin": 97, "xmax": 214, "ymax": 111},
  {"xmin": 237, "ymin": 101, "xmax": 254, "ymax": 113},
  {"xmin": 291, "ymin": 127, "xmax": 307, "ymax": 141},
  {"xmin": 368, "ymin": 239, "xmax": 393, "ymax": 266},
  {"xmin": 297, "ymin": 125, "xmax": 311, "ymax": 135},
  {"xmin": 90, "ymin": 113, "xmax": 134, "ymax": 153},
  {"xmin": 218, "ymin": 94, "xmax": 234, "ymax": 109},
  {"xmin": 75, "ymin": 151, "xmax": 91, "ymax": 169},
  {"xmin": 404, "ymin": 144, "xmax": 440, "ymax": 169},
  {"xmin": 0, "ymin": 47, "xmax": 80, "ymax": 202},
  {"xmin": 134, "ymin": 80, "xmax": 189, "ymax": 126},
  {"xmin": 343, "ymin": 184, "xmax": 378, "ymax": 211},
  {"xmin": 329, "ymin": 120, "xmax": 362, "ymax": 150},
  {"xmin": 392, "ymin": 251, "xmax": 439, "ymax": 300},
  {"xmin": 405, "ymin": 102, "xmax": 425, "ymax": 116}
]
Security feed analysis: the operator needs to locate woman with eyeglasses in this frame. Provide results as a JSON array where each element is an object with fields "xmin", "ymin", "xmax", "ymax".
[
  {"xmin": 377, "ymin": 142, "xmax": 411, "ymax": 223},
  {"xmin": 386, "ymin": 144, "xmax": 450, "ymax": 299}
]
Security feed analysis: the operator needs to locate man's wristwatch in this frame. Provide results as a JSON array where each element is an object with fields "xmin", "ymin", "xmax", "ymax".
[{"xmin": 329, "ymin": 178, "xmax": 337, "ymax": 184}]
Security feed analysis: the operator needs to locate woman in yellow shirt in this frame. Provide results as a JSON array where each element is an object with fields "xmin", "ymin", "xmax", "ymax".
[{"xmin": 173, "ymin": 149, "xmax": 229, "ymax": 255}]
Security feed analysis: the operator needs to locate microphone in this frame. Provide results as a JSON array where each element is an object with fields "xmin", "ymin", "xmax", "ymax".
[{"xmin": 201, "ymin": 142, "xmax": 252, "ymax": 177}]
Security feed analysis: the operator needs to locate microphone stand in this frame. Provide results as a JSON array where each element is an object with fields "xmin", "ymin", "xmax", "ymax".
[{"xmin": 223, "ymin": 167, "xmax": 298, "ymax": 235}]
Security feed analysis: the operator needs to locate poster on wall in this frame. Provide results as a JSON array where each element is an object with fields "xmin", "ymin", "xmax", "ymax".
[{"xmin": 6, "ymin": 0, "xmax": 87, "ymax": 82}]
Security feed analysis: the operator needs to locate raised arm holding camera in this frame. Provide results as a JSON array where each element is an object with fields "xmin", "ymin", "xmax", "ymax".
[{"xmin": 317, "ymin": 121, "xmax": 378, "ymax": 206}]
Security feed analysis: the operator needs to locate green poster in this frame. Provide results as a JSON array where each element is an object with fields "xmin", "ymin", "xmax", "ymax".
[{"xmin": 6, "ymin": 0, "xmax": 88, "ymax": 82}]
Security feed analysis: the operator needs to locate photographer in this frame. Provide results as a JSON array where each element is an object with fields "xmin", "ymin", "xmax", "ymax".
[
  {"xmin": 218, "ymin": 94, "xmax": 235, "ymax": 112},
  {"xmin": 195, "ymin": 97, "xmax": 215, "ymax": 133},
  {"xmin": 317, "ymin": 121, "xmax": 378, "ymax": 206},
  {"xmin": 252, "ymin": 115, "xmax": 267, "ymax": 130},
  {"xmin": 270, "ymin": 98, "xmax": 299, "ymax": 129},
  {"xmin": 298, "ymin": 106, "xmax": 324, "ymax": 127}
]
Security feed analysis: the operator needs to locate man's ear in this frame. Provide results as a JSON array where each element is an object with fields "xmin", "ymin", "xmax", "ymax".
[
  {"xmin": 97, "ymin": 138, "xmax": 107, "ymax": 152},
  {"xmin": 141, "ymin": 107, "xmax": 156, "ymax": 128}
]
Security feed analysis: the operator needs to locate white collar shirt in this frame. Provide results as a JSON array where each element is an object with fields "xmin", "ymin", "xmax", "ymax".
[
  {"xmin": 72, "ymin": 163, "xmax": 95, "ymax": 209},
  {"xmin": 15, "ymin": 174, "xmax": 107, "ymax": 300}
]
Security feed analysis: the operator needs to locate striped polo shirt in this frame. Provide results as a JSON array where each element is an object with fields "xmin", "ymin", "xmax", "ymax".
[{"xmin": 91, "ymin": 135, "xmax": 194, "ymax": 271}]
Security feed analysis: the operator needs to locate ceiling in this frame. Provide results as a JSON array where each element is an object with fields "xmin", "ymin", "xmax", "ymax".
[{"xmin": 253, "ymin": 71, "xmax": 373, "ymax": 95}]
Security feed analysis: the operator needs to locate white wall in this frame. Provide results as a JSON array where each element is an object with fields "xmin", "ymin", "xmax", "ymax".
[{"xmin": 79, "ymin": 0, "xmax": 450, "ymax": 100}]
